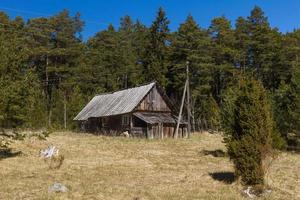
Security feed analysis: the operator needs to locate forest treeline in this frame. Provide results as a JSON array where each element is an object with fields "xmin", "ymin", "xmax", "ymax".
[{"xmin": 0, "ymin": 6, "xmax": 299, "ymax": 144}]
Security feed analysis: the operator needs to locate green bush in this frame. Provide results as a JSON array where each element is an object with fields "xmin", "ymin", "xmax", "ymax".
[{"xmin": 222, "ymin": 77, "xmax": 273, "ymax": 186}]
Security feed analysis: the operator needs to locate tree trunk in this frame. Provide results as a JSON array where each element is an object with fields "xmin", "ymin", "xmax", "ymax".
[
  {"xmin": 48, "ymin": 109, "xmax": 52, "ymax": 128},
  {"xmin": 46, "ymin": 54, "xmax": 52, "ymax": 128}
]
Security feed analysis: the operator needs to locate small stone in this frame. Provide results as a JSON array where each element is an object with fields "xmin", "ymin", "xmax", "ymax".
[
  {"xmin": 48, "ymin": 183, "xmax": 68, "ymax": 193},
  {"xmin": 243, "ymin": 186, "xmax": 256, "ymax": 198}
]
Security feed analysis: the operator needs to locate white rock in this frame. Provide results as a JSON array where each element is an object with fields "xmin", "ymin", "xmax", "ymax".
[
  {"xmin": 48, "ymin": 183, "xmax": 68, "ymax": 193},
  {"xmin": 243, "ymin": 186, "xmax": 256, "ymax": 198},
  {"xmin": 40, "ymin": 146, "xmax": 58, "ymax": 158}
]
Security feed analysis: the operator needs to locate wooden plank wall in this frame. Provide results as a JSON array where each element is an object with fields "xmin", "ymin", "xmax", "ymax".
[
  {"xmin": 150, "ymin": 124, "xmax": 178, "ymax": 138},
  {"xmin": 136, "ymin": 86, "xmax": 171, "ymax": 112},
  {"xmin": 84, "ymin": 115, "xmax": 187, "ymax": 139}
]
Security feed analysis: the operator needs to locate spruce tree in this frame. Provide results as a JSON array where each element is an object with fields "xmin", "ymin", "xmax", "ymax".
[{"xmin": 143, "ymin": 7, "xmax": 170, "ymax": 88}]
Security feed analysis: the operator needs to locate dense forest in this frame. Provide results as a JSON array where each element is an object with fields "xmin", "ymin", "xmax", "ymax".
[{"xmin": 0, "ymin": 6, "xmax": 299, "ymax": 145}]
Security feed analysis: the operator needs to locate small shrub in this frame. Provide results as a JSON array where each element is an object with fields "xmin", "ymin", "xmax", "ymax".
[
  {"xmin": 0, "ymin": 136, "xmax": 11, "ymax": 151},
  {"xmin": 30, "ymin": 130, "xmax": 51, "ymax": 140},
  {"xmin": 13, "ymin": 130, "xmax": 26, "ymax": 140},
  {"xmin": 41, "ymin": 130, "xmax": 51, "ymax": 138}
]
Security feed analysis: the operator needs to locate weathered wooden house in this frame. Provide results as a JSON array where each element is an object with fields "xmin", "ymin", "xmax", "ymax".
[{"xmin": 74, "ymin": 82, "xmax": 187, "ymax": 138}]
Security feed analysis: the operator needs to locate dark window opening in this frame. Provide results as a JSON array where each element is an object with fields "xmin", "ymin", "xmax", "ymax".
[{"xmin": 133, "ymin": 116, "xmax": 147, "ymax": 127}]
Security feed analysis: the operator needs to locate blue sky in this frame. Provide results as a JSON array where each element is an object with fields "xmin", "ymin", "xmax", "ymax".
[{"xmin": 1, "ymin": 0, "xmax": 300, "ymax": 40}]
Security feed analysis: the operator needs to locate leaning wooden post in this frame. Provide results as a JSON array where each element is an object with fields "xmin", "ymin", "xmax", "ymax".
[
  {"xmin": 186, "ymin": 61, "xmax": 191, "ymax": 138},
  {"xmin": 174, "ymin": 80, "xmax": 187, "ymax": 139},
  {"xmin": 64, "ymin": 92, "xmax": 67, "ymax": 129}
]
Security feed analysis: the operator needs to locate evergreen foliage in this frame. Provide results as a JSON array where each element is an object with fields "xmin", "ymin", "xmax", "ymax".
[
  {"xmin": 143, "ymin": 7, "xmax": 170, "ymax": 88},
  {"xmin": 168, "ymin": 15, "xmax": 215, "ymax": 129},
  {"xmin": 222, "ymin": 77, "xmax": 273, "ymax": 186}
]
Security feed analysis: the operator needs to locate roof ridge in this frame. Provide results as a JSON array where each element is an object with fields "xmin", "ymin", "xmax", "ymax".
[{"xmin": 94, "ymin": 81, "xmax": 156, "ymax": 97}]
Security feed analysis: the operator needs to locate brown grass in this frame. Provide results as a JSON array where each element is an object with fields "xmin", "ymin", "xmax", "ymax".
[{"xmin": 0, "ymin": 132, "xmax": 299, "ymax": 200}]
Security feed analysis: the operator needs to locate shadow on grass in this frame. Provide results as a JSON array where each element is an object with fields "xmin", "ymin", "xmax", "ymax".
[
  {"xmin": 287, "ymin": 146, "xmax": 300, "ymax": 154},
  {"xmin": 0, "ymin": 149, "xmax": 22, "ymax": 160},
  {"xmin": 209, "ymin": 172, "xmax": 235, "ymax": 184},
  {"xmin": 200, "ymin": 149, "xmax": 227, "ymax": 157},
  {"xmin": 287, "ymin": 139, "xmax": 300, "ymax": 154}
]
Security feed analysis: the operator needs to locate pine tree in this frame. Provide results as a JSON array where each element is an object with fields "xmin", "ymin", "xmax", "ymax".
[
  {"xmin": 234, "ymin": 17, "xmax": 250, "ymax": 72},
  {"xmin": 209, "ymin": 16, "xmax": 237, "ymax": 103},
  {"xmin": 26, "ymin": 16, "xmax": 54, "ymax": 126},
  {"xmin": 168, "ymin": 15, "xmax": 213, "ymax": 98},
  {"xmin": 87, "ymin": 24, "xmax": 123, "ymax": 92},
  {"xmin": 119, "ymin": 16, "xmax": 145, "ymax": 87},
  {"xmin": 168, "ymin": 15, "xmax": 215, "ymax": 130},
  {"xmin": 270, "ymin": 29, "xmax": 300, "ymax": 148},
  {"xmin": 0, "ymin": 13, "xmax": 46, "ymax": 128},
  {"xmin": 49, "ymin": 10, "xmax": 85, "ymax": 128},
  {"xmin": 246, "ymin": 6, "xmax": 283, "ymax": 91},
  {"xmin": 26, "ymin": 10, "xmax": 85, "ymax": 128}
]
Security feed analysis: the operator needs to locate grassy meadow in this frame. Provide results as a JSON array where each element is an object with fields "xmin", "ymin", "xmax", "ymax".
[{"xmin": 0, "ymin": 132, "xmax": 299, "ymax": 200}]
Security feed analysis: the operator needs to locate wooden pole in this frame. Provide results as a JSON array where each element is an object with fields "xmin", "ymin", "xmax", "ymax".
[
  {"xmin": 191, "ymin": 97, "xmax": 196, "ymax": 133},
  {"xmin": 186, "ymin": 61, "xmax": 191, "ymax": 138},
  {"xmin": 64, "ymin": 92, "xmax": 67, "ymax": 129},
  {"xmin": 130, "ymin": 114, "xmax": 133, "ymax": 136},
  {"xmin": 161, "ymin": 123, "xmax": 164, "ymax": 139},
  {"xmin": 174, "ymin": 79, "xmax": 187, "ymax": 138}
]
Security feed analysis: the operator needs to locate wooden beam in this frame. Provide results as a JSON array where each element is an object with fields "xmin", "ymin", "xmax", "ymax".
[
  {"xmin": 174, "ymin": 79, "xmax": 187, "ymax": 139},
  {"xmin": 64, "ymin": 92, "xmax": 67, "ymax": 129},
  {"xmin": 186, "ymin": 61, "xmax": 191, "ymax": 138},
  {"xmin": 161, "ymin": 123, "xmax": 164, "ymax": 139},
  {"xmin": 130, "ymin": 114, "xmax": 133, "ymax": 135}
]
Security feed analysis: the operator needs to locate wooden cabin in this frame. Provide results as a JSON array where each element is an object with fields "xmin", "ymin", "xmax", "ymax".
[{"xmin": 74, "ymin": 82, "xmax": 187, "ymax": 138}]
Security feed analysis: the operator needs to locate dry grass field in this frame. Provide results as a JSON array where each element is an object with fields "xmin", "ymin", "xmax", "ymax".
[{"xmin": 0, "ymin": 131, "xmax": 299, "ymax": 200}]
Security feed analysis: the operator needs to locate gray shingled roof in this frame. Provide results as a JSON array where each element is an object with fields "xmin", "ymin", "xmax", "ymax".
[
  {"xmin": 133, "ymin": 112, "xmax": 176, "ymax": 124},
  {"xmin": 133, "ymin": 112, "xmax": 187, "ymax": 124},
  {"xmin": 74, "ymin": 82, "xmax": 156, "ymax": 121}
]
